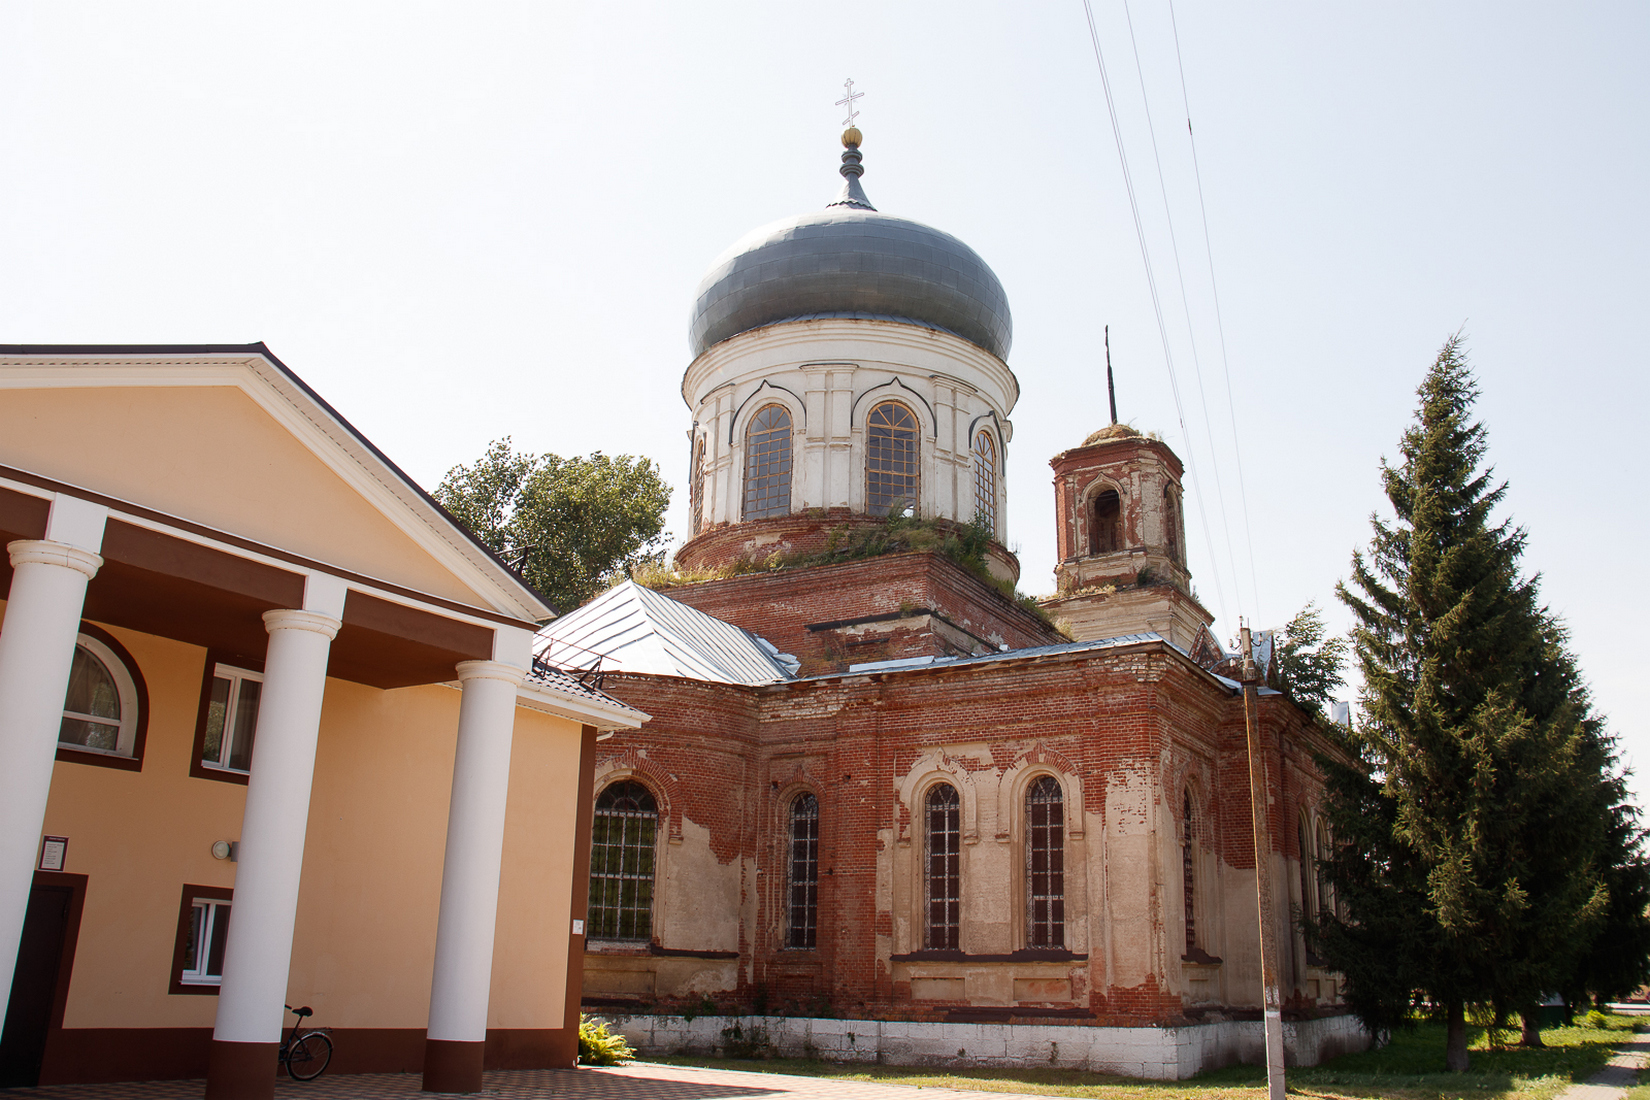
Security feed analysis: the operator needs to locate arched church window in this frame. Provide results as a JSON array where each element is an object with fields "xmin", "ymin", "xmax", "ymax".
[
  {"xmin": 1091, "ymin": 489, "xmax": 1122, "ymax": 554},
  {"xmin": 689, "ymin": 436, "xmax": 705, "ymax": 535},
  {"xmin": 1026, "ymin": 776, "xmax": 1065, "ymax": 948},
  {"xmin": 1164, "ymin": 486, "xmax": 1181, "ymax": 565},
  {"xmin": 972, "ymin": 430, "xmax": 997, "ymax": 533},
  {"xmin": 743, "ymin": 404, "xmax": 793, "ymax": 520},
  {"xmin": 1183, "ymin": 788, "xmax": 1197, "ymax": 955},
  {"xmin": 1315, "ymin": 819, "xmax": 1334, "ymax": 921},
  {"xmin": 867, "ymin": 402, "xmax": 919, "ymax": 517},
  {"xmin": 589, "ymin": 780, "xmax": 658, "ymax": 941},
  {"xmin": 787, "ymin": 792, "xmax": 820, "ymax": 948},
  {"xmin": 924, "ymin": 783, "xmax": 961, "ymax": 950}
]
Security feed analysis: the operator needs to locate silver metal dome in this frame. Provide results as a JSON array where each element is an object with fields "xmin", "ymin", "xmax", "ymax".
[{"xmin": 688, "ymin": 140, "xmax": 1013, "ymax": 361}]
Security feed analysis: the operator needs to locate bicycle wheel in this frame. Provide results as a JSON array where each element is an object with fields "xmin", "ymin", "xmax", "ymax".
[{"xmin": 285, "ymin": 1031, "xmax": 333, "ymax": 1081}]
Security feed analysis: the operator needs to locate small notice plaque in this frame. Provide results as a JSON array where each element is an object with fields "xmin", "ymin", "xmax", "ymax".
[
  {"xmin": 38, "ymin": 836, "xmax": 68, "ymax": 872},
  {"xmin": 572, "ymin": 919, "xmax": 585, "ymax": 936}
]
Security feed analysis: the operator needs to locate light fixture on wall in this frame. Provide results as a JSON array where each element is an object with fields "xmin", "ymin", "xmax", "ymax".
[{"xmin": 211, "ymin": 840, "xmax": 238, "ymax": 862}]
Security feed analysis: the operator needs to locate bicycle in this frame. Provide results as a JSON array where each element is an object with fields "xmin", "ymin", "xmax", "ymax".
[{"xmin": 279, "ymin": 1004, "xmax": 333, "ymax": 1081}]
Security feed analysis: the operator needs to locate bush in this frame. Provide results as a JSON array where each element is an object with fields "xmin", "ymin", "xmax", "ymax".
[
  {"xmin": 578, "ymin": 1015, "xmax": 634, "ymax": 1065},
  {"xmin": 1585, "ymin": 1009, "xmax": 1610, "ymax": 1029}
]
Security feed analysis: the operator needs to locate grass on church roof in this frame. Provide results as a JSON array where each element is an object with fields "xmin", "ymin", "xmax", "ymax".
[{"xmin": 649, "ymin": 1015, "xmax": 1641, "ymax": 1099}]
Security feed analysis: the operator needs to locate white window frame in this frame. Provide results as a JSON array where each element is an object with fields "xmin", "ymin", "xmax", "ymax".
[
  {"xmin": 180, "ymin": 897, "xmax": 231, "ymax": 986},
  {"xmin": 201, "ymin": 663, "xmax": 264, "ymax": 774},
  {"xmin": 58, "ymin": 633, "xmax": 140, "ymax": 758}
]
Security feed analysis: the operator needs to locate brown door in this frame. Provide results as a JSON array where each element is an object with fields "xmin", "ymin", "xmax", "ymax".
[{"xmin": 0, "ymin": 885, "xmax": 73, "ymax": 1087}]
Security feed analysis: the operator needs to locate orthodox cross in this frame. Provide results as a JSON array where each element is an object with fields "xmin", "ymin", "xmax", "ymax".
[{"xmin": 836, "ymin": 78, "xmax": 863, "ymax": 128}]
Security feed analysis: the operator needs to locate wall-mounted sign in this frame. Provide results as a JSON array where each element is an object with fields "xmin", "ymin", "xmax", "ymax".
[
  {"xmin": 38, "ymin": 836, "xmax": 68, "ymax": 872},
  {"xmin": 572, "ymin": 919, "xmax": 585, "ymax": 936}
]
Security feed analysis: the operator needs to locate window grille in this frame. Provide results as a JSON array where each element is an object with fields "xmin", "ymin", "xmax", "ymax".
[
  {"xmin": 972, "ymin": 431, "xmax": 997, "ymax": 533},
  {"xmin": 787, "ymin": 792, "xmax": 819, "ymax": 948},
  {"xmin": 588, "ymin": 781, "xmax": 658, "ymax": 941},
  {"xmin": 867, "ymin": 402, "xmax": 919, "ymax": 516},
  {"xmin": 1183, "ymin": 789, "xmax": 1196, "ymax": 954},
  {"xmin": 1026, "ymin": 776, "xmax": 1065, "ymax": 948},
  {"xmin": 744, "ymin": 405, "xmax": 794, "ymax": 519},
  {"xmin": 689, "ymin": 437, "xmax": 705, "ymax": 535},
  {"xmin": 925, "ymin": 784, "xmax": 961, "ymax": 950},
  {"xmin": 1164, "ymin": 486, "xmax": 1182, "ymax": 565}
]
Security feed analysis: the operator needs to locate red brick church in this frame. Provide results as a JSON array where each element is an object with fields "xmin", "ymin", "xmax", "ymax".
[{"xmin": 538, "ymin": 125, "xmax": 1363, "ymax": 1075}]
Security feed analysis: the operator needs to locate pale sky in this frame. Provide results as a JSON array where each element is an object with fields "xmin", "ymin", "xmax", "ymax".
[{"xmin": 3, "ymin": 4, "xmax": 1645, "ymax": 800}]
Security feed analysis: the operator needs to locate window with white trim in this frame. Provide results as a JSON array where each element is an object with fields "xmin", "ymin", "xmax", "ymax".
[
  {"xmin": 200, "ymin": 664, "xmax": 262, "ymax": 774},
  {"xmin": 972, "ymin": 430, "xmax": 997, "ymax": 533},
  {"xmin": 744, "ymin": 404, "xmax": 794, "ymax": 520},
  {"xmin": 58, "ymin": 633, "xmax": 140, "ymax": 757},
  {"xmin": 181, "ymin": 896, "xmax": 231, "ymax": 986},
  {"xmin": 866, "ymin": 402, "xmax": 920, "ymax": 517}
]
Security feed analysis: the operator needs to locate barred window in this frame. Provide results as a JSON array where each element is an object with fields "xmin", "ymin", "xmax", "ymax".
[
  {"xmin": 743, "ymin": 405, "xmax": 793, "ymax": 520},
  {"xmin": 588, "ymin": 781, "xmax": 658, "ymax": 941},
  {"xmin": 689, "ymin": 437, "xmax": 705, "ymax": 535},
  {"xmin": 1026, "ymin": 776, "xmax": 1065, "ymax": 948},
  {"xmin": 925, "ymin": 784, "xmax": 961, "ymax": 950},
  {"xmin": 972, "ymin": 431, "xmax": 997, "ymax": 533},
  {"xmin": 1183, "ymin": 789, "xmax": 1197, "ymax": 954},
  {"xmin": 867, "ymin": 402, "xmax": 919, "ymax": 517},
  {"xmin": 787, "ymin": 792, "xmax": 820, "ymax": 948}
]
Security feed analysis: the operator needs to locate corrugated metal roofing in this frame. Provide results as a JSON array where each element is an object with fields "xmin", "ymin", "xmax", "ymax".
[{"xmin": 534, "ymin": 581, "xmax": 798, "ymax": 686}]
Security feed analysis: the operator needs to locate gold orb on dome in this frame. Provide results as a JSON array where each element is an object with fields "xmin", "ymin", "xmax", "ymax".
[{"xmin": 842, "ymin": 126, "xmax": 863, "ymax": 148}]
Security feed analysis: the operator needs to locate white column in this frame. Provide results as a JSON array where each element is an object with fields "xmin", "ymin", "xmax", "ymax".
[
  {"xmin": 422, "ymin": 656, "xmax": 525, "ymax": 1091},
  {"xmin": 0, "ymin": 522, "xmax": 105, "ymax": 1022},
  {"xmin": 210, "ymin": 607, "xmax": 340, "ymax": 1049}
]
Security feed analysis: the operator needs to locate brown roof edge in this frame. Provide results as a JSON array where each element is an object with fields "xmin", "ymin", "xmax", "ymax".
[{"xmin": 0, "ymin": 342, "xmax": 557, "ymax": 619}]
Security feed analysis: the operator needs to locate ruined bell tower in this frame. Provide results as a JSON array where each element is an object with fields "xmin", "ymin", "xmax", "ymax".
[{"xmin": 1039, "ymin": 425, "xmax": 1216, "ymax": 651}]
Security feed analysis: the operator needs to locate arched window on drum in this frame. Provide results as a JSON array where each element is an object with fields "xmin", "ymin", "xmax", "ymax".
[
  {"xmin": 866, "ymin": 402, "xmax": 919, "ymax": 517},
  {"xmin": 743, "ymin": 404, "xmax": 793, "ymax": 519},
  {"xmin": 689, "ymin": 436, "xmax": 706, "ymax": 535},
  {"xmin": 972, "ymin": 430, "xmax": 997, "ymax": 534}
]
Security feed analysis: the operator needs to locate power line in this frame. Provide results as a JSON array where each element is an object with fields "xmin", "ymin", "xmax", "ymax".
[
  {"xmin": 1167, "ymin": 0, "xmax": 1265, "ymax": 623},
  {"xmin": 1120, "ymin": 0, "xmax": 1245, "ymax": 622},
  {"xmin": 1078, "ymin": 0, "xmax": 1229, "ymax": 628}
]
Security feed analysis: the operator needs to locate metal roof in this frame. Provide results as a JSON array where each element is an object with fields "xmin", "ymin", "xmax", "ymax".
[{"xmin": 534, "ymin": 581, "xmax": 798, "ymax": 686}]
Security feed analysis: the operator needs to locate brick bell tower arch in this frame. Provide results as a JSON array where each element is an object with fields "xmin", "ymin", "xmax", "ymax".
[{"xmin": 1040, "ymin": 425, "xmax": 1214, "ymax": 650}]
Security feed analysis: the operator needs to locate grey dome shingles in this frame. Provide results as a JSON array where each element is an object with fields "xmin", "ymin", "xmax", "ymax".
[{"xmin": 689, "ymin": 205, "xmax": 1013, "ymax": 361}]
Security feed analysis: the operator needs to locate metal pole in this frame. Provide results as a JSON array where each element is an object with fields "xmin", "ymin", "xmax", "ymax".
[{"xmin": 1241, "ymin": 623, "xmax": 1286, "ymax": 1100}]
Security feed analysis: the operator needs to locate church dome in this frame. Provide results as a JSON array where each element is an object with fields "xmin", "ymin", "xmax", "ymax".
[{"xmin": 688, "ymin": 131, "xmax": 1013, "ymax": 361}]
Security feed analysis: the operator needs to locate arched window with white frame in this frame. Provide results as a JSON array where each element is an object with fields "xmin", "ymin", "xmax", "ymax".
[
  {"xmin": 743, "ymin": 404, "xmax": 793, "ymax": 519},
  {"xmin": 58, "ymin": 628, "xmax": 143, "ymax": 761},
  {"xmin": 972, "ymin": 430, "xmax": 997, "ymax": 534},
  {"xmin": 689, "ymin": 436, "xmax": 706, "ymax": 535},
  {"xmin": 866, "ymin": 401, "xmax": 920, "ymax": 517}
]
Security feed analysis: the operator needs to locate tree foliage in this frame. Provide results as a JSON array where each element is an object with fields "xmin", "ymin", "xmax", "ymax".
[
  {"xmin": 1313, "ymin": 335, "xmax": 1646, "ymax": 1072},
  {"xmin": 1271, "ymin": 601, "xmax": 1349, "ymax": 718},
  {"xmin": 434, "ymin": 438, "xmax": 671, "ymax": 614}
]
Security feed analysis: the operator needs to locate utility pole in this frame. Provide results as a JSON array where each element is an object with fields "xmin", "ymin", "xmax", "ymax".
[{"xmin": 1241, "ymin": 622, "xmax": 1286, "ymax": 1100}]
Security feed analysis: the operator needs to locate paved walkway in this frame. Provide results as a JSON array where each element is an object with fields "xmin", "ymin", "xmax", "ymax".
[
  {"xmin": 1556, "ymin": 1037, "xmax": 1650, "ymax": 1100},
  {"xmin": 2, "ymin": 1063, "xmax": 1054, "ymax": 1100}
]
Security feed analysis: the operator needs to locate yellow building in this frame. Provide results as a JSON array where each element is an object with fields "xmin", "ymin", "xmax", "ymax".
[{"xmin": 0, "ymin": 344, "xmax": 645, "ymax": 1097}]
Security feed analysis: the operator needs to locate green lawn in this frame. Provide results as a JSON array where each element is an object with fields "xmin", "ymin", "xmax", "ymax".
[{"xmin": 646, "ymin": 1015, "xmax": 1642, "ymax": 1100}]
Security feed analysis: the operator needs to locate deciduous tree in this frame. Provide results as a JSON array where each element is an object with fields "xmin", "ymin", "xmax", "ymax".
[{"xmin": 435, "ymin": 438, "xmax": 670, "ymax": 614}]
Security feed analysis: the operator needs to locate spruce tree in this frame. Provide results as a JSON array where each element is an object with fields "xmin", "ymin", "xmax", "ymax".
[{"xmin": 1315, "ymin": 335, "xmax": 1618, "ymax": 1071}]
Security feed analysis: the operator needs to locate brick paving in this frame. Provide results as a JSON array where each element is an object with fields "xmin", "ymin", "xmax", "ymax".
[
  {"xmin": 2, "ymin": 1063, "xmax": 1056, "ymax": 1100},
  {"xmin": 1553, "ymin": 1037, "xmax": 1650, "ymax": 1100}
]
